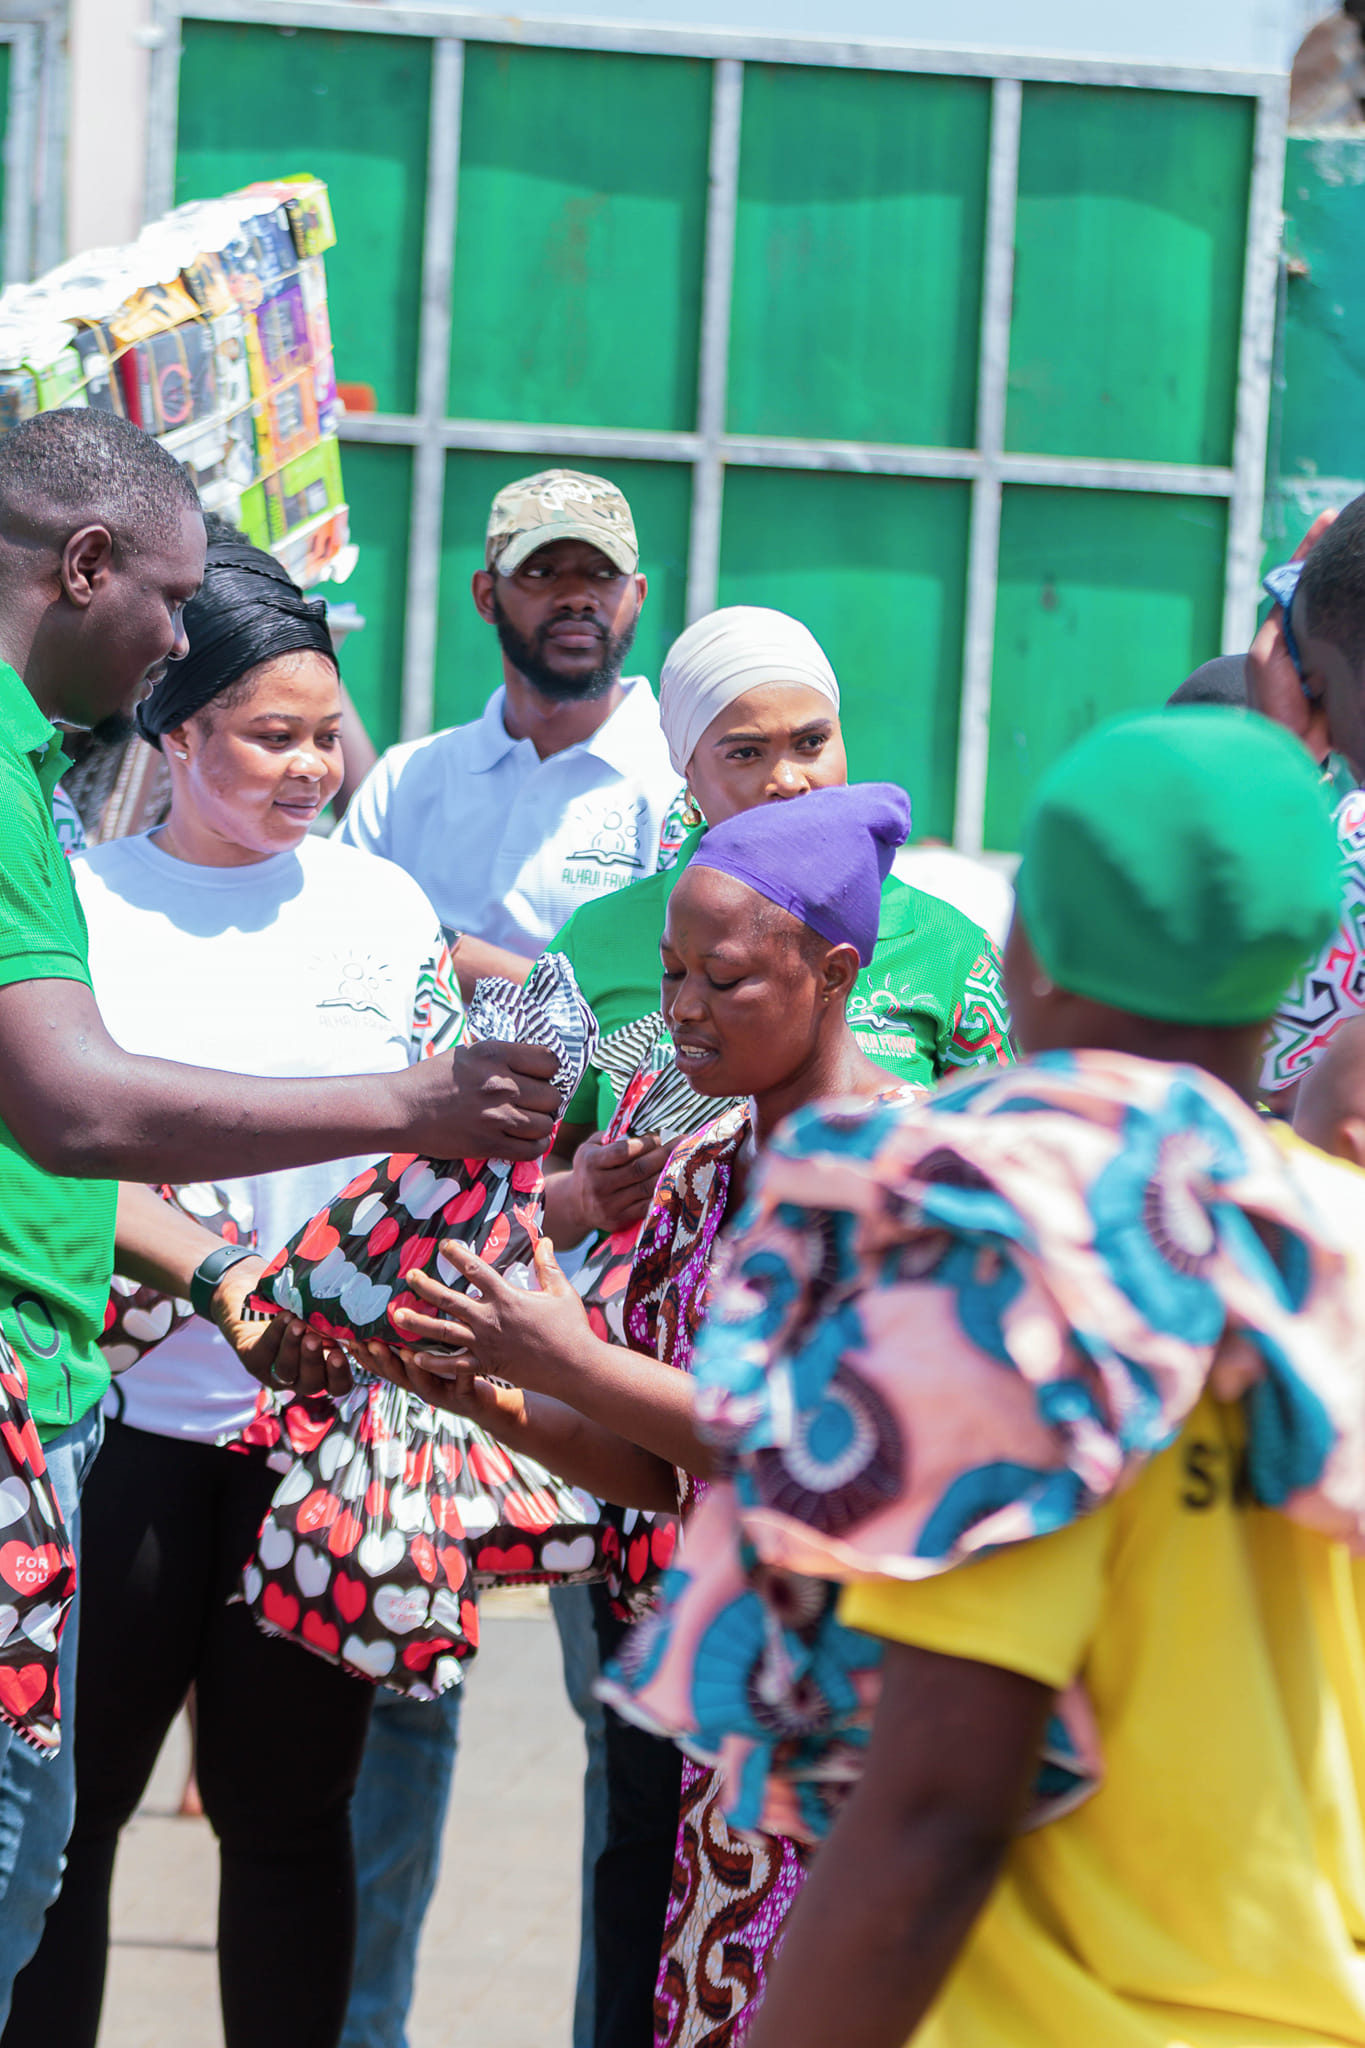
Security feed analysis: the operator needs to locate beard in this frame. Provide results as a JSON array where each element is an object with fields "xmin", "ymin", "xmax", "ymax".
[
  {"xmin": 491, "ymin": 591, "xmax": 637, "ymax": 703},
  {"xmin": 90, "ymin": 708, "xmax": 138, "ymax": 745}
]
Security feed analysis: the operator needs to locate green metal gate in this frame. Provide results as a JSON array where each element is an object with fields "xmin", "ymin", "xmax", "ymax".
[{"xmin": 146, "ymin": 0, "xmax": 1287, "ymax": 852}]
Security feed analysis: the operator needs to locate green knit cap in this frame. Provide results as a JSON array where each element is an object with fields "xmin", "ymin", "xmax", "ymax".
[{"xmin": 1015, "ymin": 709, "xmax": 1341, "ymax": 1027}]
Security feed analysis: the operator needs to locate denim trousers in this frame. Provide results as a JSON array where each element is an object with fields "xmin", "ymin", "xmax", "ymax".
[
  {"xmin": 0, "ymin": 1404, "xmax": 104, "ymax": 2032},
  {"xmin": 341, "ymin": 1583, "xmax": 606, "ymax": 2048},
  {"xmin": 340, "ymin": 1681, "xmax": 464, "ymax": 2048}
]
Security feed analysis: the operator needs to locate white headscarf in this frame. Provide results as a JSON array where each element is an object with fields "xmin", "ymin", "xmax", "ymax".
[{"xmin": 658, "ymin": 606, "xmax": 841, "ymax": 776}]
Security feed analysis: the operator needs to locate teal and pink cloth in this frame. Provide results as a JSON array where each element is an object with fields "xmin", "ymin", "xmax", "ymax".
[{"xmin": 602, "ymin": 1049, "xmax": 1365, "ymax": 1849}]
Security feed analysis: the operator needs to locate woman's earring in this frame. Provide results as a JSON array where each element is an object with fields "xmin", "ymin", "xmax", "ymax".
[
  {"xmin": 680, "ymin": 792, "xmax": 704, "ymax": 829},
  {"xmin": 1031, "ymin": 974, "xmax": 1055, "ymax": 999},
  {"xmin": 172, "ymin": 748, "xmax": 189, "ymax": 761}
]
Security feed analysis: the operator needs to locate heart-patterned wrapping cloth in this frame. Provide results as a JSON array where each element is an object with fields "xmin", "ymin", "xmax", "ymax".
[
  {"xmin": 0, "ymin": 1333, "xmax": 78, "ymax": 1753},
  {"xmin": 237, "ymin": 1376, "xmax": 613, "ymax": 1694},
  {"xmin": 247, "ymin": 953, "xmax": 599, "ymax": 1346},
  {"xmin": 239, "ymin": 953, "xmax": 623, "ymax": 1684},
  {"xmin": 100, "ymin": 1182, "xmax": 252, "ymax": 1374}
]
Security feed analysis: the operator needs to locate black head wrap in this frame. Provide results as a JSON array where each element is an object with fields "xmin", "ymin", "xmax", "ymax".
[{"xmin": 136, "ymin": 532, "xmax": 337, "ymax": 750}]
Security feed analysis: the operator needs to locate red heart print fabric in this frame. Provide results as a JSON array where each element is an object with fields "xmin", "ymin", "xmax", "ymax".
[
  {"xmin": 248, "ymin": 954, "xmax": 599, "ymax": 1346},
  {"xmin": 236, "ymin": 1375, "xmax": 615, "ymax": 1694},
  {"xmin": 101, "ymin": 1182, "xmax": 252, "ymax": 1374},
  {"xmin": 0, "ymin": 1334, "xmax": 77, "ymax": 1754}
]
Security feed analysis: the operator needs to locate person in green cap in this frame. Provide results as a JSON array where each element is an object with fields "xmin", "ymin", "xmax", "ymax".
[{"xmin": 601, "ymin": 706, "xmax": 1365, "ymax": 2048}]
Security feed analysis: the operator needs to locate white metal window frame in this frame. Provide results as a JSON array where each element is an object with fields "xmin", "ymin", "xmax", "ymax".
[
  {"xmin": 0, "ymin": 1, "xmax": 67, "ymax": 283},
  {"xmin": 144, "ymin": 0, "xmax": 1289, "ymax": 852}
]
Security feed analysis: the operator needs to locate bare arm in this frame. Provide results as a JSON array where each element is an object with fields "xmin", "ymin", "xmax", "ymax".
[
  {"xmin": 451, "ymin": 933, "xmax": 534, "ymax": 999},
  {"xmin": 746, "ymin": 1643, "xmax": 1052, "ymax": 2048},
  {"xmin": 393, "ymin": 1237, "xmax": 716, "ymax": 1481},
  {"xmin": 114, "ymin": 1182, "xmax": 344, "ymax": 1393},
  {"xmin": 0, "ymin": 980, "xmax": 560, "ymax": 1181}
]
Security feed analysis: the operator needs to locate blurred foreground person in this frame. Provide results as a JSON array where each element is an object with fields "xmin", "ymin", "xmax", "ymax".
[
  {"xmin": 6, "ymin": 526, "xmax": 465, "ymax": 2048},
  {"xmin": 607, "ymin": 709, "xmax": 1365, "ymax": 2048}
]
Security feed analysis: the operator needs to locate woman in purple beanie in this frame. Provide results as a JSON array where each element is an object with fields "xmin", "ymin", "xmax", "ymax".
[{"xmin": 362, "ymin": 782, "xmax": 925, "ymax": 2047}]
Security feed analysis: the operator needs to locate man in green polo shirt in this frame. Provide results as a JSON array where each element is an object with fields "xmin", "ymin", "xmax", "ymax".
[{"xmin": 0, "ymin": 409, "xmax": 563, "ymax": 2021}]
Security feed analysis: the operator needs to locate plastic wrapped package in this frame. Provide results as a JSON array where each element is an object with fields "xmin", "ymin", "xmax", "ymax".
[
  {"xmin": 236, "ymin": 1370, "xmax": 615, "ymax": 1696},
  {"xmin": 0, "ymin": 175, "xmax": 350, "ymax": 585},
  {"xmin": 238, "ymin": 954, "xmax": 626, "ymax": 1692},
  {"xmin": 119, "ymin": 320, "xmax": 219, "ymax": 435},
  {"xmin": 250, "ymin": 953, "xmax": 599, "ymax": 1343}
]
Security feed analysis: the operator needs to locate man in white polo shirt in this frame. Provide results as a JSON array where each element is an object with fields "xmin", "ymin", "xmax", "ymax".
[
  {"xmin": 338, "ymin": 467, "xmax": 678, "ymax": 993},
  {"xmin": 337, "ymin": 470, "xmax": 678, "ymax": 2048}
]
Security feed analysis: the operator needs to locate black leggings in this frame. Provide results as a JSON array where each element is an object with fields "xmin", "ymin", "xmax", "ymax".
[{"xmin": 3, "ymin": 1417, "xmax": 374, "ymax": 2048}]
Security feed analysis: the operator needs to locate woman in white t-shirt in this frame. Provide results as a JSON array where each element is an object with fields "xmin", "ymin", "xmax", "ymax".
[{"xmin": 9, "ymin": 527, "xmax": 461, "ymax": 2048}]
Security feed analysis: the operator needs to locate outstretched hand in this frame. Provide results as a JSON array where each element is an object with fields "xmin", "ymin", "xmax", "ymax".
[
  {"xmin": 391, "ymin": 1235, "xmax": 594, "ymax": 1392},
  {"xmin": 356, "ymin": 1337, "xmax": 526, "ymax": 1425},
  {"xmin": 209, "ymin": 1259, "xmax": 354, "ymax": 1399}
]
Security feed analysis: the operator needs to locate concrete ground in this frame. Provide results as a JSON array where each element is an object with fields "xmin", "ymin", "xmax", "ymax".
[{"xmin": 97, "ymin": 1590, "xmax": 581, "ymax": 2048}]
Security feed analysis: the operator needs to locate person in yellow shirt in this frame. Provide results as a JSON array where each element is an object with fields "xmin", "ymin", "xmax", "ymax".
[{"xmin": 603, "ymin": 707, "xmax": 1365, "ymax": 2048}]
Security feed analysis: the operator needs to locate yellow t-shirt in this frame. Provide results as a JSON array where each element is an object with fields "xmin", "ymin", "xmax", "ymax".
[{"xmin": 839, "ymin": 1393, "xmax": 1365, "ymax": 2047}]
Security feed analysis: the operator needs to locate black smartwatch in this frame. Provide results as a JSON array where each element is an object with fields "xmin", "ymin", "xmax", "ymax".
[{"xmin": 190, "ymin": 1242, "xmax": 258, "ymax": 1321}]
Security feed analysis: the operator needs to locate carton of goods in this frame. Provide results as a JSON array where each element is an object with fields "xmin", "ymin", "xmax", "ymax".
[{"xmin": 0, "ymin": 174, "xmax": 349, "ymax": 586}]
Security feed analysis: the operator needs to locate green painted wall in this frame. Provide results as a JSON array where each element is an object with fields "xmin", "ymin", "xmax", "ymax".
[
  {"xmin": 173, "ymin": 29, "xmax": 1264, "ymax": 844},
  {"xmin": 448, "ymin": 46, "xmax": 710, "ymax": 431},
  {"xmin": 717, "ymin": 469, "xmax": 970, "ymax": 840},
  {"xmin": 176, "ymin": 21, "xmax": 431, "ymax": 414},
  {"xmin": 986, "ymin": 486, "xmax": 1228, "ymax": 846},
  {"xmin": 1268, "ymin": 134, "xmax": 1365, "ymax": 558},
  {"xmin": 727, "ymin": 66, "xmax": 990, "ymax": 449},
  {"xmin": 1007, "ymin": 87, "xmax": 1253, "ymax": 467},
  {"xmin": 332, "ymin": 442, "xmax": 411, "ymax": 748}
]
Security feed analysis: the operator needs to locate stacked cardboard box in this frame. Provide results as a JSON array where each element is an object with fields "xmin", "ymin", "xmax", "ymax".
[{"xmin": 0, "ymin": 176, "xmax": 351, "ymax": 588}]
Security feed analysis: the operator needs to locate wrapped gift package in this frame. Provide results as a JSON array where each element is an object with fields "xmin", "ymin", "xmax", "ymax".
[
  {"xmin": 249, "ymin": 954, "xmax": 599, "ymax": 1345},
  {"xmin": 0, "ymin": 173, "xmax": 351, "ymax": 589}
]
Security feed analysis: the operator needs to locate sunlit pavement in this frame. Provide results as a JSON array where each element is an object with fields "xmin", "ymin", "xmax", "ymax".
[{"xmin": 97, "ymin": 1591, "xmax": 582, "ymax": 2047}]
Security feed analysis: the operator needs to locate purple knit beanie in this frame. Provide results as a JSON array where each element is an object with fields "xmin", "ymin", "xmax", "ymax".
[{"xmin": 689, "ymin": 782, "xmax": 911, "ymax": 967}]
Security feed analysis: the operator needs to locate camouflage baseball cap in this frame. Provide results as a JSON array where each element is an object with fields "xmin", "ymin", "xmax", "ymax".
[{"xmin": 485, "ymin": 468, "xmax": 639, "ymax": 577}]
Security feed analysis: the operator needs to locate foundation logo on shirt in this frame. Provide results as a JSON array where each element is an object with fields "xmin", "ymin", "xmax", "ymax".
[
  {"xmin": 847, "ymin": 984, "xmax": 917, "ymax": 1056},
  {"xmin": 315, "ymin": 950, "xmax": 400, "ymax": 1030},
  {"xmin": 562, "ymin": 798, "xmax": 650, "ymax": 889}
]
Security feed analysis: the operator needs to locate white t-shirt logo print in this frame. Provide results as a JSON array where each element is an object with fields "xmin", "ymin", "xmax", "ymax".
[
  {"xmin": 316, "ymin": 951, "xmax": 399, "ymax": 1028},
  {"xmin": 567, "ymin": 796, "xmax": 648, "ymax": 872}
]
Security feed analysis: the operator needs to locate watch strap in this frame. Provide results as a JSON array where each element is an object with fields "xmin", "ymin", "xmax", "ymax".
[{"xmin": 190, "ymin": 1242, "xmax": 258, "ymax": 1321}]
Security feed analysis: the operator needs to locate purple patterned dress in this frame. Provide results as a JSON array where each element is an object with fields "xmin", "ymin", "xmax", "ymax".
[{"xmin": 622, "ymin": 1103, "xmax": 810, "ymax": 2048}]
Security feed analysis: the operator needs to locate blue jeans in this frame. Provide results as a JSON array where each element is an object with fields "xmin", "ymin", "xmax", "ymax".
[
  {"xmin": 0, "ymin": 1404, "xmax": 103, "ymax": 2030},
  {"xmin": 341, "ymin": 1587, "xmax": 607, "ymax": 2048},
  {"xmin": 341, "ymin": 1681, "xmax": 464, "ymax": 2048}
]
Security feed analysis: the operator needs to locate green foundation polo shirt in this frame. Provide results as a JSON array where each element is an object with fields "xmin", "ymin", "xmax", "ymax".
[
  {"xmin": 547, "ymin": 825, "xmax": 1012, "ymax": 1131},
  {"xmin": 0, "ymin": 661, "xmax": 115, "ymax": 1437}
]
